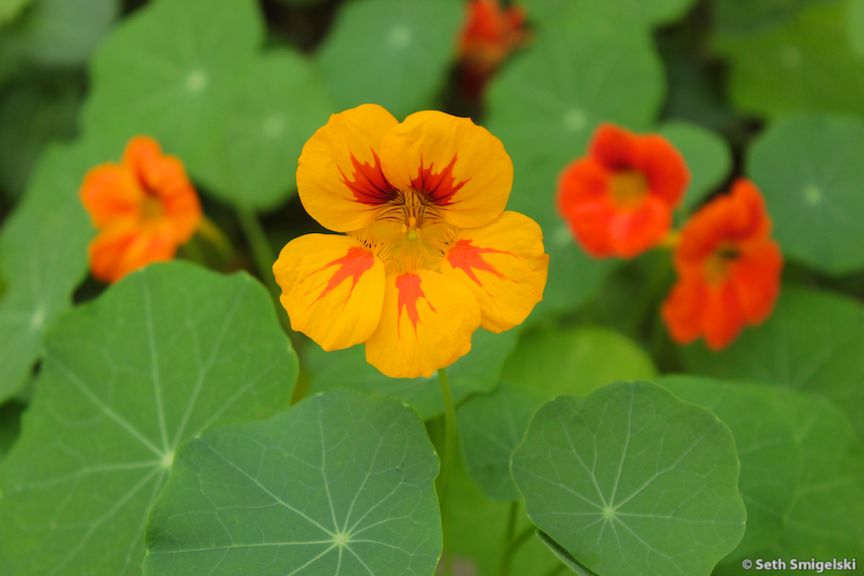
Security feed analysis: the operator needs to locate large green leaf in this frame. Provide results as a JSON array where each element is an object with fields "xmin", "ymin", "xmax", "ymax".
[
  {"xmin": 316, "ymin": 0, "xmax": 461, "ymax": 119},
  {"xmin": 0, "ymin": 263, "xmax": 298, "ymax": 575},
  {"xmin": 306, "ymin": 328, "xmax": 520, "ymax": 419},
  {"xmin": 144, "ymin": 389, "xmax": 440, "ymax": 576},
  {"xmin": 81, "ymin": 0, "xmax": 263, "ymax": 176},
  {"xmin": 195, "ymin": 50, "xmax": 332, "ymax": 211},
  {"xmin": 0, "ymin": 136, "xmax": 115, "ymax": 402},
  {"xmin": 659, "ymin": 121, "xmax": 732, "ymax": 212},
  {"xmin": 715, "ymin": 2, "xmax": 864, "ymax": 118},
  {"xmin": 683, "ymin": 286, "xmax": 864, "ymax": 437},
  {"xmin": 659, "ymin": 376, "xmax": 800, "ymax": 559},
  {"xmin": 520, "ymin": 0, "xmax": 695, "ymax": 27},
  {"xmin": 512, "ymin": 381, "xmax": 746, "ymax": 576},
  {"xmin": 712, "ymin": 0, "xmax": 835, "ymax": 37},
  {"xmin": 748, "ymin": 115, "xmax": 864, "ymax": 274}
]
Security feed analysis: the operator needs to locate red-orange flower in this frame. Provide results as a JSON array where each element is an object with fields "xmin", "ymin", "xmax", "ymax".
[
  {"xmin": 662, "ymin": 179, "xmax": 783, "ymax": 350},
  {"xmin": 458, "ymin": 0, "xmax": 526, "ymax": 96},
  {"xmin": 80, "ymin": 136, "xmax": 201, "ymax": 283},
  {"xmin": 557, "ymin": 124, "xmax": 689, "ymax": 258}
]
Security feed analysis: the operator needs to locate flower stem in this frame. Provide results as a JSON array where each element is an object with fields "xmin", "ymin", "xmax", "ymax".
[
  {"xmin": 501, "ymin": 525, "xmax": 536, "ymax": 575},
  {"xmin": 197, "ymin": 215, "xmax": 235, "ymax": 263},
  {"xmin": 436, "ymin": 368, "xmax": 457, "ymax": 504}
]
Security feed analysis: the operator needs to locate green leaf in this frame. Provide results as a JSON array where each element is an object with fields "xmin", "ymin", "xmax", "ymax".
[
  {"xmin": 748, "ymin": 114, "xmax": 864, "ymax": 274},
  {"xmin": 0, "ymin": 136, "xmax": 115, "ymax": 402},
  {"xmin": 683, "ymin": 285, "xmax": 864, "ymax": 437},
  {"xmin": 0, "ymin": 0, "xmax": 118, "ymax": 68},
  {"xmin": 316, "ymin": 0, "xmax": 462, "ymax": 119},
  {"xmin": 536, "ymin": 531, "xmax": 597, "ymax": 576},
  {"xmin": 520, "ymin": 0, "xmax": 695, "ymax": 27},
  {"xmin": 658, "ymin": 121, "xmax": 732, "ymax": 212},
  {"xmin": 0, "ymin": 77, "xmax": 82, "ymax": 197},
  {"xmin": 0, "ymin": 401, "xmax": 23, "ymax": 461},
  {"xmin": 511, "ymin": 381, "xmax": 746, "ymax": 576},
  {"xmin": 144, "ymin": 389, "xmax": 440, "ymax": 576},
  {"xmin": 457, "ymin": 384, "xmax": 545, "ymax": 501},
  {"xmin": 712, "ymin": 0, "xmax": 833, "ymax": 37},
  {"xmin": 81, "ymin": 0, "xmax": 263, "ymax": 176},
  {"xmin": 715, "ymin": 2, "xmax": 864, "ymax": 118},
  {"xmin": 0, "ymin": 262, "xmax": 298, "ymax": 575},
  {"xmin": 849, "ymin": 0, "xmax": 864, "ymax": 56},
  {"xmin": 306, "ymin": 328, "xmax": 520, "ymax": 419},
  {"xmin": 658, "ymin": 376, "xmax": 800, "ymax": 559},
  {"xmin": 195, "ymin": 50, "xmax": 332, "ymax": 211},
  {"xmin": 504, "ymin": 326, "xmax": 657, "ymax": 397},
  {"xmin": 0, "ymin": 0, "xmax": 30, "ymax": 25}
]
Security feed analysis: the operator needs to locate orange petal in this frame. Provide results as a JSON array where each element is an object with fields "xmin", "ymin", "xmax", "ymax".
[
  {"xmin": 297, "ymin": 104, "xmax": 399, "ymax": 232},
  {"xmin": 365, "ymin": 270, "xmax": 481, "ymax": 378},
  {"xmin": 273, "ymin": 234, "xmax": 386, "ymax": 351},
  {"xmin": 88, "ymin": 222, "xmax": 175, "ymax": 283},
  {"xmin": 379, "ymin": 110, "xmax": 512, "ymax": 229},
  {"xmin": 80, "ymin": 164, "xmax": 144, "ymax": 229},
  {"xmin": 441, "ymin": 211, "xmax": 548, "ymax": 332}
]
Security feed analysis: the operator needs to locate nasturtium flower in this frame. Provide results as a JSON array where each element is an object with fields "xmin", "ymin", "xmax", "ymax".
[
  {"xmin": 557, "ymin": 124, "xmax": 689, "ymax": 258},
  {"xmin": 458, "ymin": 0, "xmax": 526, "ymax": 96},
  {"xmin": 80, "ymin": 136, "xmax": 201, "ymax": 283},
  {"xmin": 274, "ymin": 104, "xmax": 548, "ymax": 378},
  {"xmin": 662, "ymin": 179, "xmax": 783, "ymax": 350}
]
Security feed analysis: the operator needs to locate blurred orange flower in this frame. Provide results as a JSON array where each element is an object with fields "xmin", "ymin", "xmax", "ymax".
[
  {"xmin": 459, "ymin": 0, "xmax": 527, "ymax": 95},
  {"xmin": 80, "ymin": 136, "xmax": 201, "ymax": 283},
  {"xmin": 274, "ymin": 104, "xmax": 548, "ymax": 378},
  {"xmin": 662, "ymin": 179, "xmax": 783, "ymax": 350},
  {"xmin": 557, "ymin": 124, "xmax": 689, "ymax": 258}
]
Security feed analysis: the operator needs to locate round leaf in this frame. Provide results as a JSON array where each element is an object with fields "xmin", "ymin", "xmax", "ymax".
[
  {"xmin": 316, "ymin": 0, "xmax": 462, "ymax": 119},
  {"xmin": 659, "ymin": 376, "xmax": 800, "ymax": 558},
  {"xmin": 0, "ymin": 263, "xmax": 298, "ymax": 575},
  {"xmin": 81, "ymin": 0, "xmax": 263, "ymax": 175},
  {"xmin": 306, "ymin": 328, "xmax": 520, "ymax": 419},
  {"xmin": 195, "ymin": 50, "xmax": 332, "ymax": 211},
  {"xmin": 683, "ymin": 286, "xmax": 864, "ymax": 437},
  {"xmin": 511, "ymin": 381, "xmax": 747, "ymax": 576},
  {"xmin": 144, "ymin": 389, "xmax": 441, "ymax": 576},
  {"xmin": 749, "ymin": 115, "xmax": 864, "ymax": 274},
  {"xmin": 659, "ymin": 121, "xmax": 732, "ymax": 212},
  {"xmin": 520, "ymin": 0, "xmax": 695, "ymax": 27}
]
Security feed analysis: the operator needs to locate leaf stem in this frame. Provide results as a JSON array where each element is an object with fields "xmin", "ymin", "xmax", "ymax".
[
  {"xmin": 501, "ymin": 525, "xmax": 535, "ymax": 573},
  {"xmin": 197, "ymin": 215, "xmax": 236, "ymax": 263},
  {"xmin": 436, "ymin": 368, "xmax": 457, "ymax": 504},
  {"xmin": 235, "ymin": 207, "xmax": 279, "ymax": 297},
  {"xmin": 500, "ymin": 501, "xmax": 519, "ymax": 576}
]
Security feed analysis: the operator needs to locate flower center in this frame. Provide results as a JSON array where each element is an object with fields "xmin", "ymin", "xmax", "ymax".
[
  {"xmin": 140, "ymin": 194, "xmax": 164, "ymax": 222},
  {"xmin": 610, "ymin": 170, "xmax": 647, "ymax": 209},
  {"xmin": 705, "ymin": 243, "xmax": 741, "ymax": 284},
  {"xmin": 352, "ymin": 189, "xmax": 457, "ymax": 273}
]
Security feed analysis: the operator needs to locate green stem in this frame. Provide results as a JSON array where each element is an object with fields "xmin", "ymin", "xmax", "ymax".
[
  {"xmin": 436, "ymin": 368, "xmax": 457, "ymax": 504},
  {"xmin": 197, "ymin": 215, "xmax": 236, "ymax": 264},
  {"xmin": 500, "ymin": 502, "xmax": 519, "ymax": 576},
  {"xmin": 236, "ymin": 207, "xmax": 279, "ymax": 296}
]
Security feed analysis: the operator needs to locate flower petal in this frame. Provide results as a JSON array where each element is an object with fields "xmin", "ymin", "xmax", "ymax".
[
  {"xmin": 88, "ymin": 222, "xmax": 175, "ymax": 283},
  {"xmin": 273, "ymin": 234, "xmax": 385, "ymax": 351},
  {"xmin": 441, "ymin": 211, "xmax": 548, "ymax": 332},
  {"xmin": 379, "ymin": 110, "xmax": 512, "ymax": 229},
  {"xmin": 80, "ymin": 164, "xmax": 143, "ymax": 229},
  {"xmin": 365, "ymin": 270, "xmax": 481, "ymax": 378},
  {"xmin": 297, "ymin": 104, "xmax": 399, "ymax": 232}
]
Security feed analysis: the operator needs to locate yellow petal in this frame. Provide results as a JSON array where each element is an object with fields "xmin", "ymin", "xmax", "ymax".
[
  {"xmin": 441, "ymin": 211, "xmax": 549, "ymax": 333},
  {"xmin": 379, "ymin": 110, "xmax": 512, "ymax": 229},
  {"xmin": 365, "ymin": 270, "xmax": 481, "ymax": 378},
  {"xmin": 297, "ymin": 104, "xmax": 399, "ymax": 232},
  {"xmin": 273, "ymin": 234, "xmax": 385, "ymax": 351}
]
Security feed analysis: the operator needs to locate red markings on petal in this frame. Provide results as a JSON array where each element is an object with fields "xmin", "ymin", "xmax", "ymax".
[
  {"xmin": 411, "ymin": 155, "xmax": 470, "ymax": 206},
  {"xmin": 396, "ymin": 273, "xmax": 433, "ymax": 334},
  {"xmin": 447, "ymin": 239, "xmax": 510, "ymax": 287},
  {"xmin": 341, "ymin": 149, "xmax": 398, "ymax": 205},
  {"xmin": 316, "ymin": 247, "xmax": 376, "ymax": 302}
]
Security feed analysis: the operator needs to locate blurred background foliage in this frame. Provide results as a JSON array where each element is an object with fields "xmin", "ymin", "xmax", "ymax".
[{"xmin": 1, "ymin": 0, "xmax": 863, "ymax": 574}]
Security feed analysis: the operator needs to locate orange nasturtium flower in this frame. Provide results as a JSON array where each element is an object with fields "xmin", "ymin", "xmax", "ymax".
[
  {"xmin": 458, "ymin": 0, "xmax": 527, "ymax": 95},
  {"xmin": 80, "ymin": 136, "xmax": 202, "ymax": 283},
  {"xmin": 557, "ymin": 124, "xmax": 690, "ymax": 258},
  {"xmin": 273, "ymin": 104, "xmax": 549, "ymax": 378},
  {"xmin": 662, "ymin": 179, "xmax": 783, "ymax": 350}
]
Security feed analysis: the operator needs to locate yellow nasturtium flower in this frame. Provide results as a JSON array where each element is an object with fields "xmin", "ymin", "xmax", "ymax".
[{"xmin": 273, "ymin": 104, "xmax": 549, "ymax": 378}]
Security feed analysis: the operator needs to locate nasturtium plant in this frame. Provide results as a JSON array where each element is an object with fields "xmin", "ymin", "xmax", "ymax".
[
  {"xmin": 512, "ymin": 381, "xmax": 747, "ymax": 576},
  {"xmin": 145, "ymin": 389, "xmax": 441, "ymax": 576},
  {"xmin": 0, "ymin": 263, "xmax": 298, "ymax": 575},
  {"xmin": 684, "ymin": 285, "xmax": 864, "ymax": 437},
  {"xmin": 316, "ymin": 0, "xmax": 462, "ymax": 119},
  {"xmin": 81, "ymin": 0, "xmax": 263, "ymax": 177},
  {"xmin": 749, "ymin": 114, "xmax": 864, "ymax": 274},
  {"xmin": 306, "ymin": 328, "xmax": 520, "ymax": 419}
]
